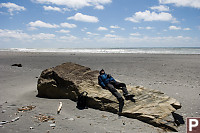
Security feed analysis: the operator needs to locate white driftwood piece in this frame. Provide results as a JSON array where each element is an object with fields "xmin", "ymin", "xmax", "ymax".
[{"xmin": 57, "ymin": 102, "xmax": 62, "ymax": 114}]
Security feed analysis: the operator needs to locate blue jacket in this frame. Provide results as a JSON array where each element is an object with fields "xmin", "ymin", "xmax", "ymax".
[{"xmin": 98, "ymin": 73, "xmax": 116, "ymax": 88}]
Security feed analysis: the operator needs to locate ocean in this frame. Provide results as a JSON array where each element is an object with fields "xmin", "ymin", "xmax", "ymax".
[{"xmin": 1, "ymin": 47, "xmax": 200, "ymax": 54}]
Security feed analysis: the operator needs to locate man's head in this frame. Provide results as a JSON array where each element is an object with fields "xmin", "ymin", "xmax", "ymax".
[{"xmin": 99, "ymin": 69, "xmax": 105, "ymax": 75}]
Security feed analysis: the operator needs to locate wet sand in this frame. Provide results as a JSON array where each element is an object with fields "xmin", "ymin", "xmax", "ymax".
[{"xmin": 0, "ymin": 51, "xmax": 199, "ymax": 133}]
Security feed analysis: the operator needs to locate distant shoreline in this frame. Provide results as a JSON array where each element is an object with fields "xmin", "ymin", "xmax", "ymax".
[{"xmin": 0, "ymin": 47, "xmax": 200, "ymax": 54}]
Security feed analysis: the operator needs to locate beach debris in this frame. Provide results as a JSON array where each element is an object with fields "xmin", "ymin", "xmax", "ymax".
[
  {"xmin": 18, "ymin": 105, "xmax": 36, "ymax": 112},
  {"xmin": 122, "ymin": 120, "xmax": 125, "ymax": 125},
  {"xmin": 50, "ymin": 123, "xmax": 56, "ymax": 128},
  {"xmin": 102, "ymin": 115, "xmax": 107, "ymax": 118},
  {"xmin": 30, "ymin": 127, "xmax": 34, "ymax": 130},
  {"xmin": 0, "ymin": 121, "xmax": 9, "ymax": 125},
  {"xmin": 11, "ymin": 64, "xmax": 22, "ymax": 67},
  {"xmin": 68, "ymin": 118, "xmax": 74, "ymax": 121},
  {"xmin": 11, "ymin": 117, "xmax": 20, "ymax": 122},
  {"xmin": 35, "ymin": 114, "xmax": 55, "ymax": 122},
  {"xmin": 57, "ymin": 102, "xmax": 62, "ymax": 114},
  {"xmin": 2, "ymin": 110, "xmax": 6, "ymax": 113}
]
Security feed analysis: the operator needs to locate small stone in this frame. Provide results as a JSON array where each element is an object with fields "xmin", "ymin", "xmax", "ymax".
[
  {"xmin": 2, "ymin": 110, "xmax": 6, "ymax": 113},
  {"xmin": 0, "ymin": 121, "xmax": 8, "ymax": 125},
  {"xmin": 11, "ymin": 117, "xmax": 19, "ymax": 122},
  {"xmin": 11, "ymin": 64, "xmax": 22, "ymax": 67},
  {"xmin": 0, "ymin": 121, "xmax": 7, "ymax": 125},
  {"xmin": 30, "ymin": 127, "xmax": 34, "ymax": 129},
  {"xmin": 50, "ymin": 124, "xmax": 56, "ymax": 127},
  {"xmin": 136, "ymin": 86, "xmax": 140, "ymax": 88},
  {"xmin": 68, "ymin": 118, "xmax": 74, "ymax": 121}
]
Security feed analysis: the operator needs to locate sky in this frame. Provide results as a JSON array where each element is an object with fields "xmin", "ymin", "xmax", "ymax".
[{"xmin": 0, "ymin": 0, "xmax": 200, "ymax": 48}]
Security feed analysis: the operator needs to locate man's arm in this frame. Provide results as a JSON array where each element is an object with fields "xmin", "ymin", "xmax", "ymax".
[
  {"xmin": 98, "ymin": 76, "xmax": 106, "ymax": 89},
  {"xmin": 109, "ymin": 75, "xmax": 116, "ymax": 82}
]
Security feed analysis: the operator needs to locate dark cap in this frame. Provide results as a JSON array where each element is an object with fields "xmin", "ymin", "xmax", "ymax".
[{"xmin": 99, "ymin": 69, "xmax": 105, "ymax": 74}]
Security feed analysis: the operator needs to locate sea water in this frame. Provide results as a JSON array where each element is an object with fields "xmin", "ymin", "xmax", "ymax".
[{"xmin": 1, "ymin": 47, "xmax": 200, "ymax": 54}]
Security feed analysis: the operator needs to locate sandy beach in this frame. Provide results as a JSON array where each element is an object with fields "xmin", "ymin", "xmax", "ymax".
[{"xmin": 0, "ymin": 51, "xmax": 200, "ymax": 133}]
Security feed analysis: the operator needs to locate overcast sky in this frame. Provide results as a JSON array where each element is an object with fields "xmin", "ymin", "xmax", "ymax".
[{"xmin": 0, "ymin": 0, "xmax": 200, "ymax": 48}]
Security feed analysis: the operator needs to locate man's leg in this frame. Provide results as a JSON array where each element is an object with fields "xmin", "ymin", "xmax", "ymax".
[
  {"xmin": 112, "ymin": 82, "xmax": 129, "ymax": 96},
  {"xmin": 113, "ymin": 82, "xmax": 135, "ymax": 100},
  {"xmin": 106, "ymin": 83, "xmax": 124, "ymax": 113}
]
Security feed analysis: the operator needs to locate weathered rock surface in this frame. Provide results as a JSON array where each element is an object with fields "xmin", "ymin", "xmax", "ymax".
[{"xmin": 37, "ymin": 62, "xmax": 182, "ymax": 131}]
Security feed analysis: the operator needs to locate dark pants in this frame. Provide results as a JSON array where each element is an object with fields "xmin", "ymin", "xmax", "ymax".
[{"xmin": 106, "ymin": 81, "xmax": 128, "ymax": 112}]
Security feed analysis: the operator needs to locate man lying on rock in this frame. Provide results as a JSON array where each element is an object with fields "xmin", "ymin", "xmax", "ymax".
[{"xmin": 98, "ymin": 69, "xmax": 135, "ymax": 114}]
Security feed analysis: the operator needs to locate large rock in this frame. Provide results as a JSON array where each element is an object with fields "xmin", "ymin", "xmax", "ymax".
[{"xmin": 37, "ymin": 62, "xmax": 182, "ymax": 131}]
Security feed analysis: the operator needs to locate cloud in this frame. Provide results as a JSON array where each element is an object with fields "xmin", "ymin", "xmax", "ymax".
[
  {"xmin": 43, "ymin": 6, "xmax": 62, "ymax": 12},
  {"xmin": 0, "ymin": 29, "xmax": 55, "ymax": 40},
  {"xmin": 81, "ymin": 27, "xmax": 88, "ymax": 31},
  {"xmin": 86, "ymin": 32, "xmax": 99, "ymax": 36},
  {"xmin": 125, "ymin": 10, "xmax": 177, "ymax": 23},
  {"xmin": 29, "ymin": 20, "xmax": 60, "ymax": 28},
  {"xmin": 105, "ymin": 34, "xmax": 118, "ymax": 38},
  {"xmin": 130, "ymin": 33, "xmax": 141, "ymax": 36},
  {"xmin": 32, "ymin": 33, "xmax": 55, "ymax": 40},
  {"xmin": 110, "ymin": 25, "xmax": 120, "ymax": 29},
  {"xmin": 60, "ymin": 35, "xmax": 77, "ymax": 41},
  {"xmin": 94, "ymin": 5, "xmax": 104, "ymax": 10},
  {"xmin": 43, "ymin": 6, "xmax": 70, "ymax": 12},
  {"xmin": 67, "ymin": 13, "xmax": 99, "ymax": 23},
  {"xmin": 0, "ymin": 29, "xmax": 29, "ymax": 40},
  {"xmin": 183, "ymin": 28, "xmax": 191, "ymax": 30},
  {"xmin": 169, "ymin": 26, "xmax": 181, "ymax": 30},
  {"xmin": 169, "ymin": 26, "xmax": 191, "ymax": 30},
  {"xmin": 56, "ymin": 29, "xmax": 70, "ymax": 33},
  {"xmin": 146, "ymin": 26, "xmax": 154, "ymax": 30},
  {"xmin": 97, "ymin": 27, "xmax": 108, "ymax": 31},
  {"xmin": 60, "ymin": 22, "xmax": 77, "ymax": 28},
  {"xmin": 28, "ymin": 27, "xmax": 38, "ymax": 31},
  {"xmin": 150, "ymin": 5, "xmax": 170, "ymax": 11},
  {"xmin": 100, "ymin": 34, "xmax": 126, "ymax": 44},
  {"xmin": 133, "ymin": 26, "xmax": 154, "ymax": 30},
  {"xmin": 0, "ymin": 2, "xmax": 26, "ymax": 15},
  {"xmin": 159, "ymin": 0, "xmax": 200, "ymax": 9},
  {"xmin": 32, "ymin": 0, "xmax": 111, "ymax": 10}
]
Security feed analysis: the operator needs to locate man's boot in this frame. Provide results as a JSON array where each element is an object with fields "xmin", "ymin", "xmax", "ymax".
[{"xmin": 124, "ymin": 94, "xmax": 135, "ymax": 100}]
